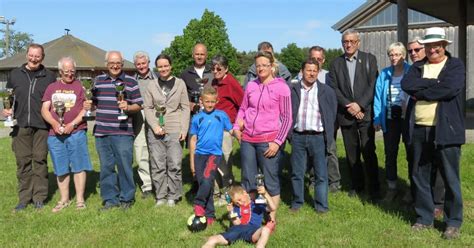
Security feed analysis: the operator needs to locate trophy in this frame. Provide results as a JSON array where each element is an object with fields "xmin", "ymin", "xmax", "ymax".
[
  {"xmin": 224, "ymin": 179, "xmax": 238, "ymax": 219},
  {"xmin": 53, "ymin": 100, "xmax": 66, "ymax": 134},
  {"xmin": 191, "ymin": 77, "xmax": 209, "ymax": 114},
  {"xmin": 82, "ymin": 79, "xmax": 95, "ymax": 121},
  {"xmin": 255, "ymin": 174, "xmax": 266, "ymax": 204},
  {"xmin": 2, "ymin": 88, "xmax": 17, "ymax": 127},
  {"xmin": 115, "ymin": 82, "xmax": 128, "ymax": 120},
  {"xmin": 155, "ymin": 104, "xmax": 166, "ymax": 132}
]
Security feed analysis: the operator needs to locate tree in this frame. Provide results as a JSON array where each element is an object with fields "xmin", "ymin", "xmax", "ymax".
[
  {"xmin": 0, "ymin": 29, "xmax": 33, "ymax": 58},
  {"xmin": 279, "ymin": 43, "xmax": 305, "ymax": 76},
  {"xmin": 162, "ymin": 9, "xmax": 239, "ymax": 75},
  {"xmin": 236, "ymin": 50, "xmax": 256, "ymax": 76},
  {"xmin": 323, "ymin": 48, "xmax": 343, "ymax": 70}
]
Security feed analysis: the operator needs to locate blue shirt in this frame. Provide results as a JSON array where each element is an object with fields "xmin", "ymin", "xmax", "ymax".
[
  {"xmin": 233, "ymin": 201, "xmax": 267, "ymax": 227},
  {"xmin": 190, "ymin": 109, "xmax": 232, "ymax": 155},
  {"xmin": 93, "ymin": 72, "xmax": 143, "ymax": 136}
]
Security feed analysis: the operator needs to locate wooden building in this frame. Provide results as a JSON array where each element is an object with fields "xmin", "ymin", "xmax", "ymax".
[{"xmin": 333, "ymin": 0, "xmax": 474, "ymax": 107}]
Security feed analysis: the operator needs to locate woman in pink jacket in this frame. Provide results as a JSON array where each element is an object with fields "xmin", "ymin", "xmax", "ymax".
[{"xmin": 234, "ymin": 51, "xmax": 292, "ymax": 222}]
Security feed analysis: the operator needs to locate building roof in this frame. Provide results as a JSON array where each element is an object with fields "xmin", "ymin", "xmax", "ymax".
[
  {"xmin": 389, "ymin": 0, "xmax": 474, "ymax": 26},
  {"xmin": 0, "ymin": 34, "xmax": 135, "ymax": 71},
  {"xmin": 332, "ymin": 0, "xmax": 391, "ymax": 32}
]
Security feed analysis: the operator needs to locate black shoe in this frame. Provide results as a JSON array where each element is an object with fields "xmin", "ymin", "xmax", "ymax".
[
  {"xmin": 141, "ymin": 190, "xmax": 153, "ymax": 199},
  {"xmin": 13, "ymin": 203, "xmax": 28, "ymax": 212},
  {"xmin": 33, "ymin": 202, "xmax": 44, "ymax": 210},
  {"xmin": 99, "ymin": 202, "xmax": 120, "ymax": 211},
  {"xmin": 120, "ymin": 201, "xmax": 134, "ymax": 210}
]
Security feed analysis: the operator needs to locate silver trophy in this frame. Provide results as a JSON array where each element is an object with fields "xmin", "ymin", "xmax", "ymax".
[
  {"xmin": 255, "ymin": 174, "xmax": 266, "ymax": 204},
  {"xmin": 53, "ymin": 100, "xmax": 66, "ymax": 134},
  {"xmin": 82, "ymin": 80, "xmax": 95, "ymax": 121},
  {"xmin": 2, "ymin": 88, "xmax": 17, "ymax": 127},
  {"xmin": 224, "ymin": 179, "xmax": 238, "ymax": 219},
  {"xmin": 192, "ymin": 77, "xmax": 209, "ymax": 113},
  {"xmin": 155, "ymin": 104, "xmax": 166, "ymax": 133},
  {"xmin": 115, "ymin": 82, "xmax": 128, "ymax": 120}
]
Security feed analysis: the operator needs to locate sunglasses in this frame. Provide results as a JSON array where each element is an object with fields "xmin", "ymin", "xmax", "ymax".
[{"xmin": 408, "ymin": 48, "xmax": 424, "ymax": 53}]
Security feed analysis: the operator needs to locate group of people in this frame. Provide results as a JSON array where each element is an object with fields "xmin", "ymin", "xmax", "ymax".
[{"xmin": 2, "ymin": 26, "xmax": 465, "ymax": 245}]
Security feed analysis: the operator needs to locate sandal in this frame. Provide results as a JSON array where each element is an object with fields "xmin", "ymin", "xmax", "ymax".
[
  {"xmin": 52, "ymin": 201, "xmax": 70, "ymax": 213},
  {"xmin": 76, "ymin": 201, "xmax": 87, "ymax": 210}
]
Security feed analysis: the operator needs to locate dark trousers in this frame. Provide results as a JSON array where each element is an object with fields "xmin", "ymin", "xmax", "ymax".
[
  {"xmin": 194, "ymin": 154, "xmax": 221, "ymax": 218},
  {"xmin": 383, "ymin": 119, "xmax": 403, "ymax": 183},
  {"xmin": 327, "ymin": 126, "xmax": 341, "ymax": 186},
  {"xmin": 12, "ymin": 127, "xmax": 49, "ymax": 204},
  {"xmin": 411, "ymin": 125, "xmax": 463, "ymax": 227},
  {"xmin": 340, "ymin": 121, "xmax": 380, "ymax": 195}
]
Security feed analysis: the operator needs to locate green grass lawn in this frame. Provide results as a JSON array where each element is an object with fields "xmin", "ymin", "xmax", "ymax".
[{"xmin": 0, "ymin": 134, "xmax": 472, "ymax": 247}]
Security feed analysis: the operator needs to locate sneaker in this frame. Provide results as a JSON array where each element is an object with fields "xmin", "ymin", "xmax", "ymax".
[
  {"xmin": 411, "ymin": 223, "xmax": 433, "ymax": 231},
  {"xmin": 442, "ymin": 226, "xmax": 460, "ymax": 240},
  {"xmin": 167, "ymin": 199, "xmax": 176, "ymax": 207},
  {"xmin": 329, "ymin": 184, "xmax": 341, "ymax": 193},
  {"xmin": 155, "ymin": 199, "xmax": 166, "ymax": 207},
  {"xmin": 33, "ymin": 201, "xmax": 44, "ymax": 210},
  {"xmin": 13, "ymin": 203, "xmax": 28, "ymax": 213},
  {"xmin": 207, "ymin": 217, "xmax": 215, "ymax": 226},
  {"xmin": 100, "ymin": 202, "xmax": 120, "ymax": 211},
  {"xmin": 120, "ymin": 201, "xmax": 134, "ymax": 210},
  {"xmin": 194, "ymin": 205, "xmax": 205, "ymax": 216},
  {"xmin": 141, "ymin": 190, "xmax": 153, "ymax": 199},
  {"xmin": 433, "ymin": 208, "xmax": 444, "ymax": 219}
]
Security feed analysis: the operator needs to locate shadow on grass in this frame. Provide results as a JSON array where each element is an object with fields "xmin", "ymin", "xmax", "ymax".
[{"xmin": 47, "ymin": 170, "xmax": 100, "ymax": 203}]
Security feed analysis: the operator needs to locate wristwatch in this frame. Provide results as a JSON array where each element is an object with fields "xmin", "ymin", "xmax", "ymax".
[{"xmin": 73, "ymin": 122, "xmax": 78, "ymax": 129}]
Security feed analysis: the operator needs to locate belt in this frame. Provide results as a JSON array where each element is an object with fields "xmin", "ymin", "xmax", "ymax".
[{"xmin": 294, "ymin": 130, "xmax": 323, "ymax": 135}]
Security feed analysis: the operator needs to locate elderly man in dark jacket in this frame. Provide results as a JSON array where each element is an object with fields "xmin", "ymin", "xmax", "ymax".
[
  {"xmin": 288, "ymin": 58, "xmax": 337, "ymax": 213},
  {"xmin": 401, "ymin": 27, "xmax": 465, "ymax": 240}
]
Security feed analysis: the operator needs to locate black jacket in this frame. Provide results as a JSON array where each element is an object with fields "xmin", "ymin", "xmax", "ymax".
[
  {"xmin": 6, "ymin": 63, "xmax": 56, "ymax": 129},
  {"xmin": 289, "ymin": 80, "xmax": 337, "ymax": 152},
  {"xmin": 401, "ymin": 52, "xmax": 465, "ymax": 146},
  {"xmin": 328, "ymin": 51, "xmax": 378, "ymax": 126},
  {"xmin": 179, "ymin": 65, "xmax": 214, "ymax": 102}
]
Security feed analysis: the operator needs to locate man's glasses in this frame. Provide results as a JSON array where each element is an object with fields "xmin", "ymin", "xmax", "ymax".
[
  {"xmin": 408, "ymin": 48, "xmax": 424, "ymax": 53},
  {"xmin": 342, "ymin": 40, "xmax": 359, "ymax": 45}
]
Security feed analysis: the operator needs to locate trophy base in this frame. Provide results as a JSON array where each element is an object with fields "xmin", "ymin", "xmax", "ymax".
[
  {"xmin": 118, "ymin": 115, "xmax": 128, "ymax": 120},
  {"xmin": 4, "ymin": 119, "xmax": 17, "ymax": 127},
  {"xmin": 83, "ymin": 115, "xmax": 95, "ymax": 121},
  {"xmin": 255, "ymin": 198, "xmax": 266, "ymax": 205}
]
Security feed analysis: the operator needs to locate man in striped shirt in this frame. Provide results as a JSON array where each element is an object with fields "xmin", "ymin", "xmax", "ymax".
[{"xmin": 85, "ymin": 51, "xmax": 143, "ymax": 210}]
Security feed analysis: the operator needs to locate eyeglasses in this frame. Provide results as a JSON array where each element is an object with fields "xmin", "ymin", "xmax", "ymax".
[
  {"xmin": 342, "ymin": 40, "xmax": 359, "ymax": 45},
  {"xmin": 408, "ymin": 48, "xmax": 424, "ymax": 53},
  {"xmin": 61, "ymin": 70, "xmax": 76, "ymax": 75},
  {"xmin": 157, "ymin": 64, "xmax": 170, "ymax": 69},
  {"xmin": 212, "ymin": 67, "xmax": 223, "ymax": 72},
  {"xmin": 107, "ymin": 62, "xmax": 123, "ymax": 66},
  {"xmin": 425, "ymin": 43, "xmax": 444, "ymax": 50},
  {"xmin": 388, "ymin": 53, "xmax": 403, "ymax": 58},
  {"xmin": 256, "ymin": 64, "xmax": 271, "ymax": 69}
]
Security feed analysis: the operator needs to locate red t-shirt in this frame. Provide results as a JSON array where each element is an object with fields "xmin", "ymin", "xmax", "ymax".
[{"xmin": 42, "ymin": 80, "xmax": 87, "ymax": 135}]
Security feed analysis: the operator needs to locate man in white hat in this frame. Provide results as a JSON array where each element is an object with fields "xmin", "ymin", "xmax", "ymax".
[{"xmin": 401, "ymin": 27, "xmax": 465, "ymax": 239}]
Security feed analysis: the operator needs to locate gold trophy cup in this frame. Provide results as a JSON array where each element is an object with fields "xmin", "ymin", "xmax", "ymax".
[
  {"xmin": 82, "ymin": 80, "xmax": 95, "ymax": 121},
  {"xmin": 2, "ymin": 88, "xmax": 17, "ymax": 127},
  {"xmin": 155, "ymin": 104, "xmax": 166, "ymax": 133}
]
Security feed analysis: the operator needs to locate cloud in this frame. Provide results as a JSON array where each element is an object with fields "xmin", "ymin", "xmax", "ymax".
[{"xmin": 152, "ymin": 32, "xmax": 175, "ymax": 47}]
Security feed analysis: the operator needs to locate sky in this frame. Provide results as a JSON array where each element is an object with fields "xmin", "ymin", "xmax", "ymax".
[{"xmin": 0, "ymin": 0, "xmax": 365, "ymax": 62}]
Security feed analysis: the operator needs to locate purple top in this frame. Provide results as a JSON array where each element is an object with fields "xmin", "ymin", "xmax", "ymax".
[{"xmin": 42, "ymin": 80, "xmax": 87, "ymax": 136}]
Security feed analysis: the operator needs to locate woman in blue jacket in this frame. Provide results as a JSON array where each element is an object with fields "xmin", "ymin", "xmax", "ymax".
[{"xmin": 373, "ymin": 42, "xmax": 410, "ymax": 202}]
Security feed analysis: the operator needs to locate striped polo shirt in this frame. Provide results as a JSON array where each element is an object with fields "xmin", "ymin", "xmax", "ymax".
[{"xmin": 93, "ymin": 72, "xmax": 143, "ymax": 136}]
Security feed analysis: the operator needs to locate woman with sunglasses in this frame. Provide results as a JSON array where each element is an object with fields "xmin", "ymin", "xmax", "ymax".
[{"xmin": 209, "ymin": 55, "xmax": 244, "ymax": 204}]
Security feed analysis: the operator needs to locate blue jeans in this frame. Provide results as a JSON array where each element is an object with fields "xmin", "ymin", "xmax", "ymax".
[
  {"xmin": 194, "ymin": 154, "xmax": 221, "ymax": 218},
  {"xmin": 95, "ymin": 135, "xmax": 135, "ymax": 205},
  {"xmin": 290, "ymin": 132, "xmax": 328, "ymax": 212},
  {"xmin": 240, "ymin": 141, "xmax": 281, "ymax": 196},
  {"xmin": 412, "ymin": 125, "xmax": 463, "ymax": 227}
]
